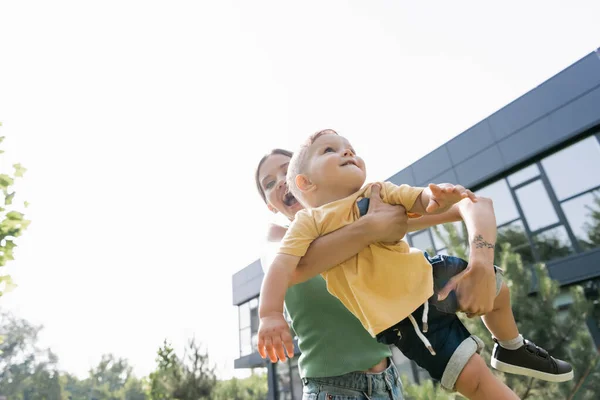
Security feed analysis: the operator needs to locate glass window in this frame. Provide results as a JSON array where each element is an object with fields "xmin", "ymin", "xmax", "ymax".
[
  {"xmin": 431, "ymin": 222, "xmax": 465, "ymax": 251},
  {"xmin": 533, "ymin": 226, "xmax": 574, "ymax": 263},
  {"xmin": 515, "ymin": 180, "xmax": 559, "ymax": 232},
  {"xmin": 251, "ymin": 332, "xmax": 258, "ymax": 352},
  {"xmin": 290, "ymin": 358, "xmax": 302, "ymax": 400},
  {"xmin": 542, "ymin": 136, "xmax": 600, "ymax": 201},
  {"xmin": 507, "ymin": 164, "xmax": 540, "ymax": 187},
  {"xmin": 410, "ymin": 230, "xmax": 434, "ymax": 254},
  {"xmin": 437, "ymin": 248, "xmax": 449, "ymax": 256},
  {"xmin": 497, "ymin": 220, "xmax": 534, "ymax": 265},
  {"xmin": 476, "ymin": 180, "xmax": 520, "ymax": 226},
  {"xmin": 240, "ymin": 327, "xmax": 252, "ymax": 356},
  {"xmin": 239, "ymin": 302, "xmax": 250, "ymax": 330},
  {"xmin": 250, "ymin": 305, "xmax": 259, "ymax": 334},
  {"xmin": 561, "ymin": 190, "xmax": 600, "ymax": 251},
  {"xmin": 276, "ymin": 359, "xmax": 294, "ymax": 400}
]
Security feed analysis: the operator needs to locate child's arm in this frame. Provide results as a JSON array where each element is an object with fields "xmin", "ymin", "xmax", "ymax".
[
  {"xmin": 409, "ymin": 183, "xmax": 477, "ymax": 216},
  {"xmin": 257, "ymin": 253, "xmax": 299, "ymax": 363}
]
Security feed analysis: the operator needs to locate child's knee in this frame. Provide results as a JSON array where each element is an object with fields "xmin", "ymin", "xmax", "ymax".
[
  {"xmin": 455, "ymin": 353, "xmax": 487, "ymax": 396},
  {"xmin": 493, "ymin": 282, "xmax": 511, "ymax": 310}
]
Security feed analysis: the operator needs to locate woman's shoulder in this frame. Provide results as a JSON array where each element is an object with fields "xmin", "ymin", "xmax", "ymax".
[{"xmin": 266, "ymin": 222, "xmax": 288, "ymax": 242}]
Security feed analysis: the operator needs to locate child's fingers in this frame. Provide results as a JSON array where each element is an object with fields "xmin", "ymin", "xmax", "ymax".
[
  {"xmin": 282, "ymin": 330, "xmax": 295, "ymax": 358},
  {"xmin": 466, "ymin": 190, "xmax": 477, "ymax": 202},
  {"xmin": 459, "ymin": 190, "xmax": 477, "ymax": 202},
  {"xmin": 264, "ymin": 336, "xmax": 277, "ymax": 363},
  {"xmin": 272, "ymin": 335, "xmax": 287, "ymax": 362},
  {"xmin": 428, "ymin": 183, "xmax": 443, "ymax": 196},
  {"xmin": 257, "ymin": 335, "xmax": 266, "ymax": 359},
  {"xmin": 426, "ymin": 199, "xmax": 440, "ymax": 213}
]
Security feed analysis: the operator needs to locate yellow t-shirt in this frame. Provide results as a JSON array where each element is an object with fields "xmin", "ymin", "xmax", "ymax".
[{"xmin": 278, "ymin": 181, "xmax": 434, "ymax": 337}]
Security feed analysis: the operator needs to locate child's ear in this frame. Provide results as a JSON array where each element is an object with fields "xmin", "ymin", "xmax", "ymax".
[{"xmin": 296, "ymin": 174, "xmax": 315, "ymax": 193}]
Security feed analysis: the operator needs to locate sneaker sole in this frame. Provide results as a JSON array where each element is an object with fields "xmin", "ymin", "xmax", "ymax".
[{"xmin": 491, "ymin": 358, "xmax": 574, "ymax": 382}]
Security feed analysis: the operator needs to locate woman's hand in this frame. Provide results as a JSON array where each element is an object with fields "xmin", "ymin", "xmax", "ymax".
[{"xmin": 363, "ymin": 184, "xmax": 409, "ymax": 244}]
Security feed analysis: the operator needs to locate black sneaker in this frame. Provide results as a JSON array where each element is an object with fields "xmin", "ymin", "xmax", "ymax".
[{"xmin": 491, "ymin": 339, "xmax": 574, "ymax": 382}]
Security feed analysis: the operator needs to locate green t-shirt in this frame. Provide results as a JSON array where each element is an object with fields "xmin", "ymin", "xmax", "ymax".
[{"xmin": 284, "ymin": 274, "xmax": 392, "ymax": 378}]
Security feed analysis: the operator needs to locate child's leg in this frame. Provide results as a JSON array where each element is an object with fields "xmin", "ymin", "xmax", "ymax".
[
  {"xmin": 483, "ymin": 280, "xmax": 573, "ymax": 382},
  {"xmin": 377, "ymin": 299, "xmax": 518, "ymax": 397},
  {"xmin": 481, "ymin": 282, "xmax": 519, "ymax": 341},
  {"xmin": 429, "ymin": 255, "xmax": 573, "ymax": 382},
  {"xmin": 455, "ymin": 353, "xmax": 519, "ymax": 400}
]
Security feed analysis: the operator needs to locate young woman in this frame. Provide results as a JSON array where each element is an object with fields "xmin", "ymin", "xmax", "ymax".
[{"xmin": 255, "ymin": 149, "xmax": 505, "ymax": 399}]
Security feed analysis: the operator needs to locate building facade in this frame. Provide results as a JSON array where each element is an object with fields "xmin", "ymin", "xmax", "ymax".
[{"xmin": 232, "ymin": 49, "xmax": 600, "ymax": 399}]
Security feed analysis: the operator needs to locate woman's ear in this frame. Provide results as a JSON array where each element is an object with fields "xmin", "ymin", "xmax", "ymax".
[
  {"xmin": 296, "ymin": 174, "xmax": 315, "ymax": 193},
  {"xmin": 267, "ymin": 203, "xmax": 278, "ymax": 214}
]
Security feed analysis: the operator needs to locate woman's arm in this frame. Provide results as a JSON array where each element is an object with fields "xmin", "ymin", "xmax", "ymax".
[{"xmin": 422, "ymin": 196, "xmax": 498, "ymax": 316}]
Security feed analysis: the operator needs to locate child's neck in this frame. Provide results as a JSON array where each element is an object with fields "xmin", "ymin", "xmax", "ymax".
[{"xmin": 307, "ymin": 186, "xmax": 361, "ymax": 208}]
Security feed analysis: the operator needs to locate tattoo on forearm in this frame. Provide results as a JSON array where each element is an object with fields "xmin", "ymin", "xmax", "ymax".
[{"xmin": 473, "ymin": 234, "xmax": 495, "ymax": 249}]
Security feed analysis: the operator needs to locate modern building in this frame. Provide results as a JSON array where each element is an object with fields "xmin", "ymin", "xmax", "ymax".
[{"xmin": 232, "ymin": 49, "xmax": 600, "ymax": 399}]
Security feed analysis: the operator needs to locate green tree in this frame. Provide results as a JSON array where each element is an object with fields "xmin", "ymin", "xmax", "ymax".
[
  {"xmin": 212, "ymin": 373, "xmax": 268, "ymax": 400},
  {"xmin": 82, "ymin": 354, "xmax": 148, "ymax": 400},
  {"xmin": 149, "ymin": 339, "xmax": 216, "ymax": 400},
  {"xmin": 490, "ymin": 223, "xmax": 573, "ymax": 267},
  {"xmin": 0, "ymin": 312, "xmax": 148, "ymax": 400},
  {"xmin": 60, "ymin": 373, "xmax": 93, "ymax": 400},
  {"xmin": 427, "ymin": 223, "xmax": 600, "ymax": 399},
  {"xmin": 59, "ymin": 355, "xmax": 149, "ymax": 400},
  {"xmin": 401, "ymin": 375, "xmax": 457, "ymax": 400},
  {"xmin": 0, "ymin": 313, "xmax": 62, "ymax": 400},
  {"xmin": 582, "ymin": 193, "xmax": 600, "ymax": 249},
  {"xmin": 0, "ymin": 132, "xmax": 31, "ymax": 297}
]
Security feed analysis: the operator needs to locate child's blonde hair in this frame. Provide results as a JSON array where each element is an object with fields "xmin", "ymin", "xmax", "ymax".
[{"xmin": 287, "ymin": 129, "xmax": 338, "ymax": 204}]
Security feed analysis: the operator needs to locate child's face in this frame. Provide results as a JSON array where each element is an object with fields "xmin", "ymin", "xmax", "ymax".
[{"xmin": 304, "ymin": 133, "xmax": 367, "ymax": 193}]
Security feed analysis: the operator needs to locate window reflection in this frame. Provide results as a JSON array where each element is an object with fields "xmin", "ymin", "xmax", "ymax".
[
  {"xmin": 432, "ymin": 222, "xmax": 465, "ymax": 251},
  {"xmin": 542, "ymin": 136, "xmax": 600, "ymax": 201},
  {"xmin": 277, "ymin": 358, "xmax": 301, "ymax": 400},
  {"xmin": 497, "ymin": 220, "xmax": 534, "ymax": 265},
  {"xmin": 477, "ymin": 180, "xmax": 520, "ymax": 225},
  {"xmin": 437, "ymin": 248, "xmax": 449, "ymax": 256},
  {"xmin": 239, "ymin": 298, "xmax": 259, "ymax": 356},
  {"xmin": 508, "ymin": 164, "xmax": 540, "ymax": 187},
  {"xmin": 515, "ymin": 180, "xmax": 559, "ymax": 232},
  {"xmin": 240, "ymin": 327, "xmax": 252, "ymax": 356},
  {"xmin": 410, "ymin": 230, "xmax": 435, "ymax": 255},
  {"xmin": 239, "ymin": 302, "xmax": 250, "ymax": 329},
  {"xmin": 249, "ymin": 299, "xmax": 259, "ymax": 333},
  {"xmin": 562, "ymin": 190, "xmax": 600, "ymax": 251},
  {"xmin": 251, "ymin": 332, "xmax": 258, "ymax": 351},
  {"xmin": 533, "ymin": 226, "xmax": 574, "ymax": 263}
]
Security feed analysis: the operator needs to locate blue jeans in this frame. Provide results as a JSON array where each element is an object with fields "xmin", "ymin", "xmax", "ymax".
[{"xmin": 301, "ymin": 358, "xmax": 403, "ymax": 399}]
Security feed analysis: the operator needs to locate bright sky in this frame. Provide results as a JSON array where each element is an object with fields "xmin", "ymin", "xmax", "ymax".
[{"xmin": 0, "ymin": 0, "xmax": 598, "ymax": 380}]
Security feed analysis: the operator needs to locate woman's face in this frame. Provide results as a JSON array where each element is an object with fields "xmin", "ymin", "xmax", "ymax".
[{"xmin": 258, "ymin": 153, "xmax": 304, "ymax": 220}]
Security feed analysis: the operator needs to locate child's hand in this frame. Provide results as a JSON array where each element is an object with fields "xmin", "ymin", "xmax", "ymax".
[
  {"xmin": 425, "ymin": 183, "xmax": 477, "ymax": 213},
  {"xmin": 257, "ymin": 313, "xmax": 295, "ymax": 363}
]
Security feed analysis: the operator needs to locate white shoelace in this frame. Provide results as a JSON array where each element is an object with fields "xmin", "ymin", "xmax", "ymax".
[{"xmin": 407, "ymin": 300, "xmax": 436, "ymax": 356}]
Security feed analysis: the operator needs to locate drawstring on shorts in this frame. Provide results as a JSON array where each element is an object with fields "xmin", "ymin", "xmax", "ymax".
[{"xmin": 407, "ymin": 299, "xmax": 435, "ymax": 356}]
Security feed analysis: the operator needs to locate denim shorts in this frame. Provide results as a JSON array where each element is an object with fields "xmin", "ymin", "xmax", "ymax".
[
  {"xmin": 376, "ymin": 254, "xmax": 503, "ymax": 391},
  {"xmin": 301, "ymin": 358, "xmax": 403, "ymax": 400},
  {"xmin": 427, "ymin": 253, "xmax": 503, "ymax": 314}
]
